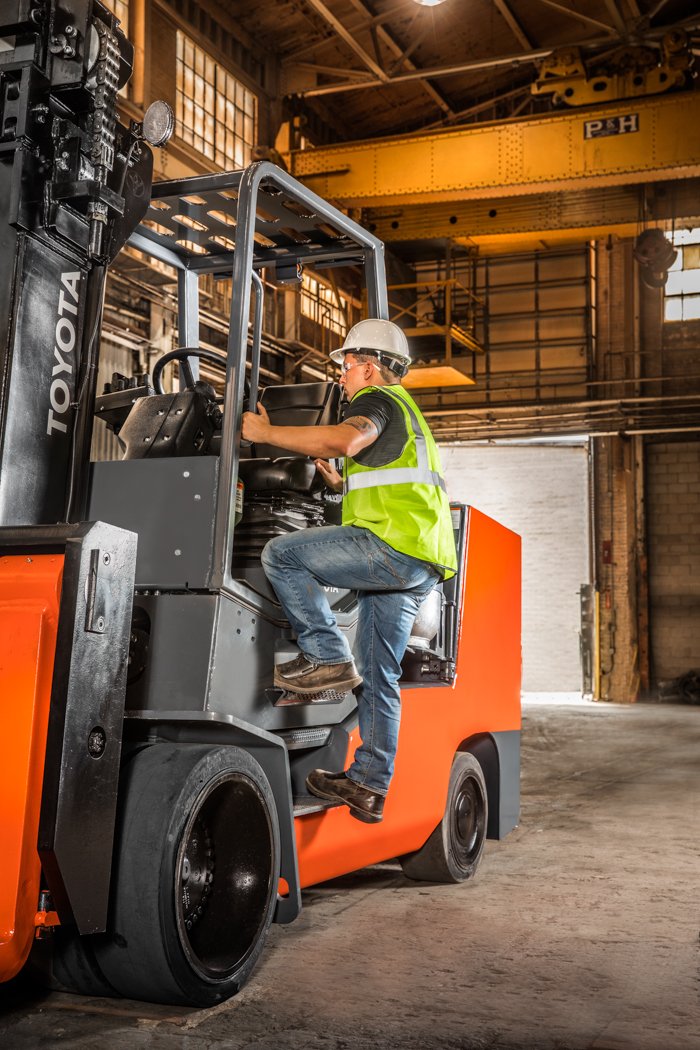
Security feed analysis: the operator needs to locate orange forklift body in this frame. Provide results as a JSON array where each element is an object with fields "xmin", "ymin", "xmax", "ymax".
[
  {"xmin": 0, "ymin": 555, "xmax": 64, "ymax": 982},
  {"xmin": 295, "ymin": 507, "xmax": 521, "ymax": 888}
]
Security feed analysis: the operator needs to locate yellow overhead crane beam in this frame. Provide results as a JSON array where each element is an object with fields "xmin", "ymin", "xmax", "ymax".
[
  {"xmin": 290, "ymin": 92, "xmax": 700, "ymax": 207},
  {"xmin": 365, "ymin": 178, "xmax": 700, "ymax": 253}
]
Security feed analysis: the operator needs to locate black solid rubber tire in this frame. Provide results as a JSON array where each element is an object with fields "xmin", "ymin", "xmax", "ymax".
[
  {"xmin": 50, "ymin": 930, "xmax": 117, "ymax": 998},
  {"xmin": 400, "ymin": 752, "xmax": 488, "ymax": 883},
  {"xmin": 92, "ymin": 743, "xmax": 280, "ymax": 1006}
]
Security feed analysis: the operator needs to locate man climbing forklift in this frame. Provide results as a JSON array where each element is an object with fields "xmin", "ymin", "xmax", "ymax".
[{"xmin": 241, "ymin": 319, "xmax": 457, "ymax": 824}]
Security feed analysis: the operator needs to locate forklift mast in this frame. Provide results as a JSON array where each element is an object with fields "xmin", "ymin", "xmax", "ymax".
[
  {"xmin": 0, "ymin": 0, "xmax": 154, "ymax": 526},
  {"xmin": 0, "ymin": 0, "xmax": 162, "ymax": 985}
]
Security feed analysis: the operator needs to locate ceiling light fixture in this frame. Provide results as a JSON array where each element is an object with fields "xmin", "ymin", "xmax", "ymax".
[{"xmin": 412, "ymin": 0, "xmax": 448, "ymax": 7}]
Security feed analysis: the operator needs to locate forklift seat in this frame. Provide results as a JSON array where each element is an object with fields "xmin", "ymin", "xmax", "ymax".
[{"xmin": 238, "ymin": 382, "xmax": 341, "ymax": 495}]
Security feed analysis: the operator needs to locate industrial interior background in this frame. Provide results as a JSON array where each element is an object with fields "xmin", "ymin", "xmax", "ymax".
[{"xmin": 91, "ymin": 0, "xmax": 700, "ymax": 705}]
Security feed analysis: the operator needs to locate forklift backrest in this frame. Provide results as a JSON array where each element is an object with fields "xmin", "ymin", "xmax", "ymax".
[
  {"xmin": 251, "ymin": 382, "xmax": 342, "ymax": 459},
  {"xmin": 237, "ymin": 381, "xmax": 342, "ymax": 499}
]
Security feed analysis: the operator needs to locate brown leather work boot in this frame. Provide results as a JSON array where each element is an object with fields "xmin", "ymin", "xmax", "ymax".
[
  {"xmin": 306, "ymin": 769, "xmax": 385, "ymax": 824},
  {"xmin": 274, "ymin": 654, "xmax": 362, "ymax": 695}
]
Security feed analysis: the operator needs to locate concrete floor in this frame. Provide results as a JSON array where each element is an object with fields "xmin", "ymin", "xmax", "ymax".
[{"xmin": 1, "ymin": 699, "xmax": 698, "ymax": 1050}]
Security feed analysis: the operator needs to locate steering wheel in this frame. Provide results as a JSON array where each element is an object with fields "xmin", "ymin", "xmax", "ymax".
[{"xmin": 152, "ymin": 347, "xmax": 248, "ymax": 400}]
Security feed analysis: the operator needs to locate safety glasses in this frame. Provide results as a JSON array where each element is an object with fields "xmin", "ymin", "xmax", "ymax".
[{"xmin": 339, "ymin": 358, "xmax": 376, "ymax": 375}]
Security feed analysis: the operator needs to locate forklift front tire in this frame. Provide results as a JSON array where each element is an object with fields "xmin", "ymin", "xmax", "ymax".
[
  {"xmin": 93, "ymin": 743, "xmax": 280, "ymax": 1006},
  {"xmin": 400, "ymin": 752, "xmax": 488, "ymax": 884}
]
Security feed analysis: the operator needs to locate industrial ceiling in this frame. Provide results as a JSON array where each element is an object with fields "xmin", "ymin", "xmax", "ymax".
[{"xmin": 224, "ymin": 0, "xmax": 700, "ymax": 141}]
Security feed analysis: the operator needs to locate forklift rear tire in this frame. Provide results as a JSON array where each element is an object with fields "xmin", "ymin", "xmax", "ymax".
[
  {"xmin": 93, "ymin": 743, "xmax": 280, "ymax": 1006},
  {"xmin": 400, "ymin": 752, "xmax": 487, "ymax": 883},
  {"xmin": 49, "ymin": 928, "xmax": 117, "ymax": 997}
]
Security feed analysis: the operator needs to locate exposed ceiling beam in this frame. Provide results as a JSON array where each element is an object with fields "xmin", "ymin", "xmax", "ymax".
[
  {"xmin": 386, "ymin": 21, "xmax": 432, "ymax": 77},
  {"xmin": 509, "ymin": 93, "xmax": 533, "ymax": 118},
  {"xmin": 289, "ymin": 62, "xmax": 376, "ymax": 81},
  {"xmin": 283, "ymin": 31, "xmax": 338, "ymax": 63},
  {"xmin": 302, "ymin": 0, "xmax": 388, "ymax": 81},
  {"xmin": 530, "ymin": 0, "xmax": 617, "ymax": 35},
  {"xmin": 283, "ymin": 2, "xmax": 407, "ymax": 61},
  {"xmin": 647, "ymin": 0, "xmax": 673, "ymax": 20},
  {"xmin": 603, "ymin": 0, "xmax": 629, "ymax": 37},
  {"xmin": 363, "ymin": 2, "xmax": 416, "ymax": 29},
  {"xmin": 423, "ymin": 85, "xmax": 531, "ymax": 131},
  {"xmin": 346, "ymin": 0, "xmax": 456, "ymax": 117},
  {"xmin": 297, "ymin": 0, "xmax": 456, "ymax": 116},
  {"xmin": 369, "ymin": 24, "xmax": 383, "ymax": 68},
  {"xmin": 294, "ymin": 43, "xmax": 580, "ymax": 98},
  {"xmin": 492, "ymin": 0, "xmax": 533, "ymax": 50}
]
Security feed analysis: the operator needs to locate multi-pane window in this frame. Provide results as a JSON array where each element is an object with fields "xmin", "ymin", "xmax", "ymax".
[
  {"xmin": 102, "ymin": 0, "xmax": 129, "ymax": 32},
  {"xmin": 300, "ymin": 274, "xmax": 350, "ymax": 337},
  {"xmin": 176, "ymin": 31, "xmax": 257, "ymax": 170},
  {"xmin": 100, "ymin": 0, "xmax": 129, "ymax": 96},
  {"xmin": 665, "ymin": 228, "xmax": 700, "ymax": 322}
]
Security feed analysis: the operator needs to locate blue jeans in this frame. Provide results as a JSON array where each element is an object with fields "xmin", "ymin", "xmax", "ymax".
[{"xmin": 261, "ymin": 525, "xmax": 439, "ymax": 794}]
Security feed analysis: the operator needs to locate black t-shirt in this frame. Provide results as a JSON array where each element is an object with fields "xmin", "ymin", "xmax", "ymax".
[{"xmin": 342, "ymin": 388, "xmax": 408, "ymax": 467}]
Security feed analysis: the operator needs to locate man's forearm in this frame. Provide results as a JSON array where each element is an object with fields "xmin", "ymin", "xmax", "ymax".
[
  {"xmin": 260, "ymin": 423, "xmax": 349, "ymax": 458},
  {"xmin": 242, "ymin": 409, "xmax": 378, "ymax": 456}
]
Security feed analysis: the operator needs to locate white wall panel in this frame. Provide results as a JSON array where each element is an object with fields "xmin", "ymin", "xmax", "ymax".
[{"xmin": 441, "ymin": 444, "xmax": 590, "ymax": 691}]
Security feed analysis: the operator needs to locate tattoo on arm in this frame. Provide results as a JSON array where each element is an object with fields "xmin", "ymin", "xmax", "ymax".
[{"xmin": 345, "ymin": 416, "xmax": 378, "ymax": 436}]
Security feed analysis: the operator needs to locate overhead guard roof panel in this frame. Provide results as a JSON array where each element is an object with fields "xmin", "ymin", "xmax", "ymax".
[{"xmin": 134, "ymin": 164, "xmax": 380, "ymax": 273}]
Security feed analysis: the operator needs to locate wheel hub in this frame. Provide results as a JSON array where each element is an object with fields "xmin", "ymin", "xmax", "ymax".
[
  {"xmin": 180, "ymin": 818, "xmax": 215, "ymax": 932},
  {"xmin": 453, "ymin": 779, "xmax": 480, "ymax": 855},
  {"xmin": 175, "ymin": 771, "xmax": 275, "ymax": 981}
]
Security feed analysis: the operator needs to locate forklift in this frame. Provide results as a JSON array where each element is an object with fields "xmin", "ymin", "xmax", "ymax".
[{"xmin": 0, "ymin": 0, "xmax": 522, "ymax": 1007}]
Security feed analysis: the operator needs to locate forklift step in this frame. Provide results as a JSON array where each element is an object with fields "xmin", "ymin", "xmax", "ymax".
[
  {"xmin": 270, "ymin": 688, "xmax": 347, "ymax": 707},
  {"xmin": 293, "ymin": 796, "xmax": 342, "ymax": 817},
  {"xmin": 278, "ymin": 726, "xmax": 332, "ymax": 751}
]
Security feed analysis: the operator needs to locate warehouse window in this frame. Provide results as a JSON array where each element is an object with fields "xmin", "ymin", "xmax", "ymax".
[
  {"xmin": 102, "ymin": 0, "xmax": 129, "ymax": 32},
  {"xmin": 176, "ymin": 32, "xmax": 257, "ymax": 170},
  {"xmin": 300, "ymin": 274, "xmax": 349, "ymax": 337},
  {"xmin": 665, "ymin": 228, "xmax": 700, "ymax": 322},
  {"xmin": 101, "ymin": 0, "xmax": 129, "ymax": 98}
]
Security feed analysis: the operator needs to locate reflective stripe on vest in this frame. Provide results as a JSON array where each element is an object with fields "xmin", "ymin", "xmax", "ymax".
[{"xmin": 344, "ymin": 390, "xmax": 447, "ymax": 493}]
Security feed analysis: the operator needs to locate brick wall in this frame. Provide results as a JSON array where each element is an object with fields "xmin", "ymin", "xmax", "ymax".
[
  {"xmin": 441, "ymin": 444, "xmax": 590, "ymax": 692},
  {"xmin": 646, "ymin": 441, "xmax": 700, "ymax": 682}
]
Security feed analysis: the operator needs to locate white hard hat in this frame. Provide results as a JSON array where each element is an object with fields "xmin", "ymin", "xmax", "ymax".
[{"xmin": 329, "ymin": 319, "xmax": 411, "ymax": 374}]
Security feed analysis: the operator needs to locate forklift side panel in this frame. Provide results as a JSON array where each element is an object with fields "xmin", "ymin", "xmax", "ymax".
[
  {"xmin": 125, "ymin": 593, "xmax": 217, "ymax": 713},
  {"xmin": 88, "ymin": 457, "xmax": 218, "ymax": 589},
  {"xmin": 0, "ymin": 554, "xmax": 63, "ymax": 982},
  {"xmin": 125, "ymin": 590, "xmax": 358, "ymax": 735},
  {"xmin": 209, "ymin": 594, "xmax": 359, "ymax": 731}
]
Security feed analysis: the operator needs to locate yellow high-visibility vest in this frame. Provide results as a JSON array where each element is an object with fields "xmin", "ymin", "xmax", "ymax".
[{"xmin": 342, "ymin": 384, "xmax": 457, "ymax": 578}]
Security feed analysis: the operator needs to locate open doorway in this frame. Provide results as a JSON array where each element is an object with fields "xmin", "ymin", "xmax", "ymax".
[{"xmin": 441, "ymin": 442, "xmax": 591, "ymax": 695}]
